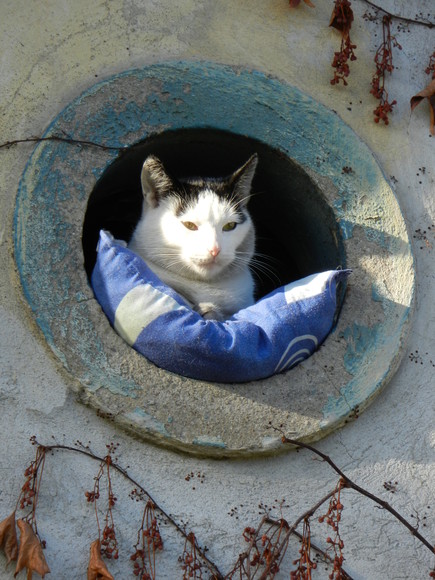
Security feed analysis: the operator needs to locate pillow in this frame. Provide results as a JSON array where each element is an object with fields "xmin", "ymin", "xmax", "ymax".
[{"xmin": 91, "ymin": 230, "xmax": 351, "ymax": 383}]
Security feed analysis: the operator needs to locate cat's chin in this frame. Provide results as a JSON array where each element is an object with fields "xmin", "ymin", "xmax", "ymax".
[{"xmin": 187, "ymin": 259, "xmax": 225, "ymax": 280}]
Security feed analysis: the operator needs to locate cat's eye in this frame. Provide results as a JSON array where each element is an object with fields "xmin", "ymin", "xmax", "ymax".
[
  {"xmin": 222, "ymin": 222, "xmax": 237, "ymax": 231},
  {"xmin": 182, "ymin": 221, "xmax": 198, "ymax": 231}
]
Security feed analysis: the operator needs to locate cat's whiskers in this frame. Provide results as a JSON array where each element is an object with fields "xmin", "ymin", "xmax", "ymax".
[
  {"xmin": 230, "ymin": 188, "xmax": 262, "ymax": 209},
  {"xmin": 230, "ymin": 253, "xmax": 256, "ymax": 277},
  {"xmin": 247, "ymin": 253, "xmax": 281, "ymax": 286},
  {"xmin": 141, "ymin": 249, "xmax": 188, "ymax": 274}
]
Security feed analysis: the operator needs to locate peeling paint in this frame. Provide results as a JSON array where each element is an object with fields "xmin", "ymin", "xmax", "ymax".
[
  {"xmin": 192, "ymin": 436, "xmax": 227, "ymax": 449},
  {"xmin": 125, "ymin": 407, "xmax": 170, "ymax": 437}
]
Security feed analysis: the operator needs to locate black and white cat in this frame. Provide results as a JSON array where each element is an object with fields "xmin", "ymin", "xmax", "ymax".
[{"xmin": 128, "ymin": 154, "xmax": 258, "ymax": 320}]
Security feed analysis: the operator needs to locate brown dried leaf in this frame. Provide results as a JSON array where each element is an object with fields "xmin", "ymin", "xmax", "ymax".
[
  {"xmin": 87, "ymin": 540, "xmax": 114, "ymax": 580},
  {"xmin": 0, "ymin": 512, "xmax": 18, "ymax": 565},
  {"xmin": 14, "ymin": 519, "xmax": 50, "ymax": 578},
  {"xmin": 410, "ymin": 78, "xmax": 435, "ymax": 135},
  {"xmin": 329, "ymin": 1, "xmax": 354, "ymax": 37}
]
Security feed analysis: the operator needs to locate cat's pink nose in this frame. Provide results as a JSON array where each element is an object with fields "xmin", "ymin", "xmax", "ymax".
[{"xmin": 209, "ymin": 246, "xmax": 220, "ymax": 258}]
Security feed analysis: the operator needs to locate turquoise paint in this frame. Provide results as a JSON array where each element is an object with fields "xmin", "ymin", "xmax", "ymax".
[
  {"xmin": 126, "ymin": 407, "xmax": 170, "ymax": 437},
  {"xmin": 337, "ymin": 218, "xmax": 356, "ymax": 240},
  {"xmin": 13, "ymin": 61, "xmax": 414, "ymax": 451},
  {"xmin": 371, "ymin": 284, "xmax": 384, "ymax": 303},
  {"xmin": 192, "ymin": 436, "xmax": 227, "ymax": 449},
  {"xmin": 341, "ymin": 323, "xmax": 382, "ymax": 375}
]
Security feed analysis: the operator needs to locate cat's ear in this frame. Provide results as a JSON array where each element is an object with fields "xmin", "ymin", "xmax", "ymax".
[
  {"xmin": 141, "ymin": 155, "xmax": 175, "ymax": 208},
  {"xmin": 229, "ymin": 154, "xmax": 258, "ymax": 205}
]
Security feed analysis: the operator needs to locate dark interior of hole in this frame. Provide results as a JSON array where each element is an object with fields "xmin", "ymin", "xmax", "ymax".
[{"xmin": 82, "ymin": 129, "xmax": 345, "ymax": 298}]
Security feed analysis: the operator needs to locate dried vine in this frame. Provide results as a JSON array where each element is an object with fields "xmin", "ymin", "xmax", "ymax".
[
  {"xmin": 131, "ymin": 500, "xmax": 163, "ymax": 579},
  {"xmin": 2, "ymin": 434, "xmax": 435, "ymax": 578},
  {"xmin": 329, "ymin": 0, "xmax": 357, "ymax": 87},
  {"xmin": 289, "ymin": 0, "xmax": 435, "ymax": 131},
  {"xmin": 370, "ymin": 14, "xmax": 401, "ymax": 125},
  {"xmin": 0, "ymin": 135, "xmax": 122, "ymax": 152},
  {"xmin": 275, "ymin": 430, "xmax": 435, "ymax": 556},
  {"xmin": 0, "ymin": 437, "xmax": 222, "ymax": 579},
  {"xmin": 363, "ymin": 1, "xmax": 435, "ymax": 29}
]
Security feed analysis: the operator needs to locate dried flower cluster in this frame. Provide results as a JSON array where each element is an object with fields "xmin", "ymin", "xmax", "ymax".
[
  {"xmin": 227, "ymin": 517, "xmax": 289, "ymax": 578},
  {"xmin": 85, "ymin": 451, "xmax": 119, "ymax": 566},
  {"xmin": 131, "ymin": 500, "xmax": 163, "ymax": 579},
  {"xmin": 318, "ymin": 479, "xmax": 346, "ymax": 579},
  {"xmin": 329, "ymin": 0, "xmax": 357, "ymax": 86},
  {"xmin": 370, "ymin": 15, "xmax": 401, "ymax": 124},
  {"xmin": 290, "ymin": 518, "xmax": 317, "ymax": 579},
  {"xmin": 288, "ymin": 0, "xmax": 435, "ymax": 133},
  {"xmin": 179, "ymin": 533, "xmax": 203, "ymax": 579}
]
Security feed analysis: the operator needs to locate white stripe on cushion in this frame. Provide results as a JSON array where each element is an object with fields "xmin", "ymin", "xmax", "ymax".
[
  {"xmin": 284, "ymin": 271, "xmax": 332, "ymax": 304},
  {"xmin": 114, "ymin": 284, "xmax": 185, "ymax": 346},
  {"xmin": 274, "ymin": 334, "xmax": 318, "ymax": 373}
]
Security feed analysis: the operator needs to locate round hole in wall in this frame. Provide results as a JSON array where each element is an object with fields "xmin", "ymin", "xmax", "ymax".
[
  {"xmin": 14, "ymin": 61, "xmax": 415, "ymax": 457},
  {"xmin": 82, "ymin": 128, "xmax": 345, "ymax": 300}
]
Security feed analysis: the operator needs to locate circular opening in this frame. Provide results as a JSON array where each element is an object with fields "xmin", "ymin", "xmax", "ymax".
[
  {"xmin": 83, "ymin": 128, "xmax": 345, "ymax": 299},
  {"xmin": 14, "ymin": 62, "xmax": 414, "ymax": 456}
]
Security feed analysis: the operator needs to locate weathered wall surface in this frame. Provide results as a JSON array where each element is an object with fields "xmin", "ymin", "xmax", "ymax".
[{"xmin": 1, "ymin": 1, "xmax": 434, "ymax": 578}]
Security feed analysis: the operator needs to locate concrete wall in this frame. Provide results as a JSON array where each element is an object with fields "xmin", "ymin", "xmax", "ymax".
[{"xmin": 1, "ymin": 1, "xmax": 434, "ymax": 578}]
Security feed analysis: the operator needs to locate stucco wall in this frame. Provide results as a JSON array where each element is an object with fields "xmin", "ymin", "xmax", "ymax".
[{"xmin": 1, "ymin": 1, "xmax": 434, "ymax": 578}]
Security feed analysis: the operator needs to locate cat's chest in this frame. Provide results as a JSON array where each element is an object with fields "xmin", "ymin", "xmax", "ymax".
[{"xmin": 150, "ymin": 261, "xmax": 254, "ymax": 313}]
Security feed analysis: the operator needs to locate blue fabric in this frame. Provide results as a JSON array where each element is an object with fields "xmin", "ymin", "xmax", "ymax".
[{"xmin": 91, "ymin": 230, "xmax": 350, "ymax": 383}]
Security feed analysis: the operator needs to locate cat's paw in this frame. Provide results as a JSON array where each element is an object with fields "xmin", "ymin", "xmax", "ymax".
[{"xmin": 197, "ymin": 303, "xmax": 225, "ymax": 321}]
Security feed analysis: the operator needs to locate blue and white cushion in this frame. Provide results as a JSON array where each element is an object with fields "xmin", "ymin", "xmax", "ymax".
[{"xmin": 91, "ymin": 230, "xmax": 350, "ymax": 383}]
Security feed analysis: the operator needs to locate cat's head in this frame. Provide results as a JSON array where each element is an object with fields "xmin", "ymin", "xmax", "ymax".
[{"xmin": 138, "ymin": 154, "xmax": 258, "ymax": 280}]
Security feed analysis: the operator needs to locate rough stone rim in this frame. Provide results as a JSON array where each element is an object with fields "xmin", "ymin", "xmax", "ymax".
[{"xmin": 14, "ymin": 61, "xmax": 415, "ymax": 457}]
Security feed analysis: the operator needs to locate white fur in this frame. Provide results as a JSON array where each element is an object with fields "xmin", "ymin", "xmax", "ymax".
[
  {"xmin": 129, "ymin": 154, "xmax": 258, "ymax": 320},
  {"xmin": 129, "ymin": 189, "xmax": 255, "ymax": 320}
]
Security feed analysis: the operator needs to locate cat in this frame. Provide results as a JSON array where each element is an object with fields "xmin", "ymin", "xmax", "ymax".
[{"xmin": 128, "ymin": 153, "xmax": 258, "ymax": 320}]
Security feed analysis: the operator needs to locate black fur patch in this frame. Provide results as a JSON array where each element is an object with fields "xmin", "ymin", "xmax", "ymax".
[{"xmin": 173, "ymin": 177, "xmax": 248, "ymax": 221}]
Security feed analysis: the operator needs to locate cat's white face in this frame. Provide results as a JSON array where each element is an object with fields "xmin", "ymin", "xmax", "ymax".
[
  {"xmin": 129, "ymin": 154, "xmax": 257, "ymax": 284},
  {"xmin": 158, "ymin": 189, "xmax": 254, "ymax": 279}
]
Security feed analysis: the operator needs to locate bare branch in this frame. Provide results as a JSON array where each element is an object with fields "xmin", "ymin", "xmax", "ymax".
[
  {"xmin": 362, "ymin": 0, "xmax": 435, "ymax": 29},
  {"xmin": 0, "ymin": 136, "xmax": 123, "ymax": 151},
  {"xmin": 30, "ymin": 438, "xmax": 224, "ymax": 579},
  {"xmin": 277, "ymin": 431, "xmax": 435, "ymax": 556}
]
